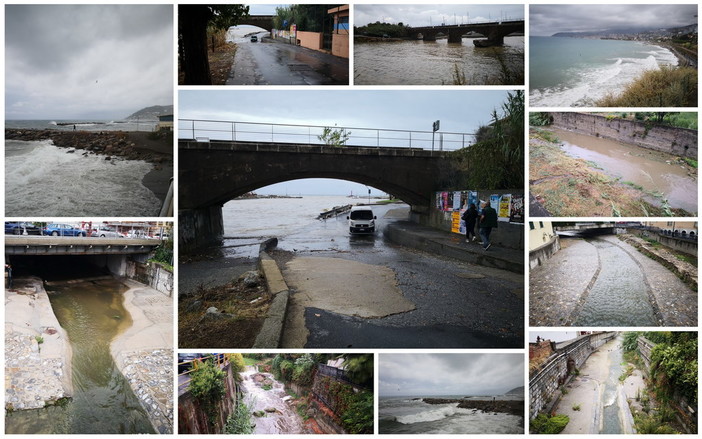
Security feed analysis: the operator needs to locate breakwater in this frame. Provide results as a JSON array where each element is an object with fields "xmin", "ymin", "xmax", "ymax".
[
  {"xmin": 422, "ymin": 398, "xmax": 523, "ymax": 417},
  {"xmin": 6, "ymin": 129, "xmax": 167, "ymax": 163}
]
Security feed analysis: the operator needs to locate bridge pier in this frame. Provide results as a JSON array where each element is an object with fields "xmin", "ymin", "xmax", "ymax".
[
  {"xmin": 422, "ymin": 32, "xmax": 436, "ymax": 41},
  {"xmin": 448, "ymin": 30, "xmax": 463, "ymax": 44},
  {"xmin": 179, "ymin": 206, "xmax": 224, "ymax": 254}
]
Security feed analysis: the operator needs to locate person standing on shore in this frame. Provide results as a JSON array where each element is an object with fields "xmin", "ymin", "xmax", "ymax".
[
  {"xmin": 5, "ymin": 264, "xmax": 13, "ymax": 288},
  {"xmin": 479, "ymin": 201, "xmax": 498, "ymax": 251},
  {"xmin": 462, "ymin": 203, "xmax": 479, "ymax": 243}
]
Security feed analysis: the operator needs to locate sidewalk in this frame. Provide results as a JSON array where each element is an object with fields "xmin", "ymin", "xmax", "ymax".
[{"xmin": 384, "ymin": 221, "xmax": 524, "ymax": 274}]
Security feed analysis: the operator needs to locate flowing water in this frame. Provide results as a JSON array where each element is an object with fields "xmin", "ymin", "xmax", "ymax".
[
  {"xmin": 601, "ymin": 339, "xmax": 625, "ymax": 434},
  {"xmin": 574, "ymin": 239, "xmax": 656, "ymax": 326},
  {"xmin": 354, "ymin": 36, "xmax": 524, "ymax": 85},
  {"xmin": 5, "ymin": 279, "xmax": 154, "ymax": 434},
  {"xmin": 552, "ymin": 128, "xmax": 697, "ymax": 212},
  {"xmin": 240, "ymin": 366, "xmax": 305, "ymax": 434}
]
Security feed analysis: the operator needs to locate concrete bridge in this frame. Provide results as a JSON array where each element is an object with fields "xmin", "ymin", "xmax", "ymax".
[
  {"xmin": 408, "ymin": 20, "xmax": 524, "ymax": 46},
  {"xmin": 238, "ymin": 15, "xmax": 275, "ymax": 31},
  {"xmin": 5, "ymin": 236, "xmax": 160, "ymax": 256},
  {"xmin": 554, "ymin": 222, "xmax": 616, "ymax": 237}
]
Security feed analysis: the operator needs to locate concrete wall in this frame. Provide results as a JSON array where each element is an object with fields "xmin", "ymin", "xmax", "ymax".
[
  {"xmin": 297, "ymin": 31, "xmax": 322, "ymax": 50},
  {"xmin": 331, "ymin": 33, "xmax": 349, "ymax": 58},
  {"xmin": 178, "ymin": 363, "xmax": 238, "ymax": 434},
  {"xmin": 551, "ymin": 113, "xmax": 697, "ymax": 159},
  {"xmin": 655, "ymin": 234, "xmax": 698, "ymax": 256},
  {"xmin": 424, "ymin": 190, "xmax": 524, "ymax": 250},
  {"xmin": 529, "ymin": 236, "xmax": 560, "ymax": 270},
  {"xmin": 529, "ymin": 332, "xmax": 617, "ymax": 419},
  {"xmin": 87, "ymin": 254, "xmax": 127, "ymax": 276},
  {"xmin": 179, "ymin": 207, "xmax": 224, "ymax": 254},
  {"xmin": 126, "ymin": 261, "xmax": 173, "ymax": 297}
]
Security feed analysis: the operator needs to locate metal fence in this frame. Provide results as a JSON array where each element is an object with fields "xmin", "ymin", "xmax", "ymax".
[{"xmin": 178, "ymin": 119, "xmax": 475, "ymax": 151}]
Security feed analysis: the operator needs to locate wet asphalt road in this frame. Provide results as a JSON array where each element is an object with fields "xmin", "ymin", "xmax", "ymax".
[
  {"xmin": 273, "ymin": 205, "xmax": 524, "ymax": 348},
  {"xmin": 227, "ymin": 35, "xmax": 349, "ymax": 85}
]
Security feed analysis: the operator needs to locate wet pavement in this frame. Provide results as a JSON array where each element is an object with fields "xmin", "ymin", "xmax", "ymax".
[{"xmin": 228, "ymin": 37, "xmax": 349, "ymax": 85}]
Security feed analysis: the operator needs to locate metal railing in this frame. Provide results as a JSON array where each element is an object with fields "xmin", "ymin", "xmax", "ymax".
[{"xmin": 178, "ymin": 119, "xmax": 475, "ymax": 151}]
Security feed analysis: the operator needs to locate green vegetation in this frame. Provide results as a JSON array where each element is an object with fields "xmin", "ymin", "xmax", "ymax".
[
  {"xmin": 683, "ymin": 157, "xmax": 698, "ymax": 168},
  {"xmin": 529, "ymin": 112, "xmax": 553, "ymax": 127},
  {"xmin": 35, "ymin": 335, "xmax": 44, "ymax": 345},
  {"xmin": 633, "ymin": 411, "xmax": 679, "ymax": 434},
  {"xmin": 596, "ymin": 66, "xmax": 697, "ymax": 107},
  {"xmin": 531, "ymin": 413, "xmax": 570, "ymax": 434},
  {"xmin": 340, "ymin": 391, "xmax": 374, "ymax": 434},
  {"xmin": 226, "ymin": 353, "xmax": 246, "ymax": 379},
  {"xmin": 647, "ymin": 332, "xmax": 698, "ymax": 407},
  {"xmin": 273, "ymin": 4, "xmax": 336, "ymax": 32},
  {"xmin": 243, "ymin": 356, "xmax": 258, "ymax": 366},
  {"xmin": 262, "ymin": 383, "xmax": 272, "ymax": 391},
  {"xmin": 450, "ymin": 49, "xmax": 524, "ymax": 85},
  {"xmin": 341, "ymin": 354, "xmax": 374, "ymax": 388},
  {"xmin": 318, "ymin": 126, "xmax": 351, "ymax": 147},
  {"xmin": 448, "ymin": 91, "xmax": 524, "ymax": 189},
  {"xmin": 354, "ymin": 21, "xmax": 411, "ymax": 38},
  {"xmin": 619, "ymin": 364, "xmax": 634, "ymax": 382},
  {"xmin": 188, "ymin": 358, "xmax": 226, "ymax": 426},
  {"xmin": 572, "ymin": 404, "xmax": 581, "ymax": 411},
  {"xmin": 531, "ymin": 128, "xmax": 559, "ymax": 144},
  {"xmin": 622, "ymin": 332, "xmax": 641, "ymax": 352},
  {"xmin": 224, "ymin": 401, "xmax": 255, "ymax": 434},
  {"xmin": 150, "ymin": 239, "xmax": 173, "ymax": 270}
]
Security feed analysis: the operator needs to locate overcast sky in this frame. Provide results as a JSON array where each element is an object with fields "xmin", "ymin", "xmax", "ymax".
[
  {"xmin": 6, "ymin": 5, "xmax": 173, "ymax": 120},
  {"xmin": 180, "ymin": 89, "xmax": 512, "ymax": 195},
  {"xmin": 530, "ymin": 4, "xmax": 698, "ymax": 36},
  {"xmin": 355, "ymin": 4, "xmax": 524, "ymax": 27},
  {"xmin": 380, "ymin": 354, "xmax": 524, "ymax": 397}
]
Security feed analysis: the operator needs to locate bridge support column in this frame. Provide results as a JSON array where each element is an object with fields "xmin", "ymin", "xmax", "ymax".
[
  {"xmin": 179, "ymin": 206, "xmax": 224, "ymax": 254},
  {"xmin": 447, "ymin": 30, "xmax": 463, "ymax": 43},
  {"xmin": 423, "ymin": 32, "xmax": 436, "ymax": 41},
  {"xmin": 474, "ymin": 30, "xmax": 505, "ymax": 47}
]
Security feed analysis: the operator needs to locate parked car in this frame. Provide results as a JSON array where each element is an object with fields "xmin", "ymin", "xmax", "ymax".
[
  {"xmin": 250, "ymin": 35, "xmax": 258, "ymax": 42},
  {"xmin": 91, "ymin": 226, "xmax": 123, "ymax": 238},
  {"xmin": 43, "ymin": 224, "xmax": 87, "ymax": 237},
  {"xmin": 347, "ymin": 206, "xmax": 377, "ymax": 234},
  {"xmin": 5, "ymin": 222, "xmax": 42, "ymax": 235}
]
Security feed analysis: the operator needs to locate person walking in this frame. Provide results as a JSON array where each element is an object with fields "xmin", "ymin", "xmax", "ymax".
[
  {"xmin": 479, "ymin": 201, "xmax": 498, "ymax": 250},
  {"xmin": 461, "ymin": 203, "xmax": 479, "ymax": 243},
  {"xmin": 5, "ymin": 264, "xmax": 13, "ymax": 289}
]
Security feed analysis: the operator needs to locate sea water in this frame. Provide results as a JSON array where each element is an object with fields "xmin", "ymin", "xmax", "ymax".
[
  {"xmin": 379, "ymin": 397, "xmax": 523, "ymax": 434},
  {"xmin": 5, "ymin": 139, "xmax": 160, "ymax": 216},
  {"xmin": 6, "ymin": 119, "xmax": 157, "ymax": 132},
  {"xmin": 530, "ymin": 36, "xmax": 678, "ymax": 107}
]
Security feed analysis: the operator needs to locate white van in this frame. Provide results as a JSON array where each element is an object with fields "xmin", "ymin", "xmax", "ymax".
[{"xmin": 347, "ymin": 206, "xmax": 377, "ymax": 234}]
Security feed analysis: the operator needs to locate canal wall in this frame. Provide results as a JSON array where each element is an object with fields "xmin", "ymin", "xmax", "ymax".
[
  {"xmin": 529, "ymin": 332, "xmax": 617, "ymax": 419},
  {"xmin": 126, "ymin": 260, "xmax": 174, "ymax": 297},
  {"xmin": 425, "ymin": 190, "xmax": 524, "ymax": 250},
  {"xmin": 178, "ymin": 362, "xmax": 238, "ymax": 434},
  {"xmin": 550, "ymin": 113, "xmax": 697, "ymax": 159},
  {"xmin": 636, "ymin": 336, "xmax": 697, "ymax": 434},
  {"xmin": 654, "ymin": 234, "xmax": 697, "ymax": 257},
  {"xmin": 529, "ymin": 235, "xmax": 560, "ymax": 270},
  {"xmin": 179, "ymin": 207, "xmax": 224, "ymax": 254}
]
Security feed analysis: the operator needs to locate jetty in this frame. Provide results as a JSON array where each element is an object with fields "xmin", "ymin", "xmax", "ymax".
[
  {"xmin": 422, "ymin": 398, "xmax": 523, "ymax": 417},
  {"xmin": 318, "ymin": 204, "xmax": 352, "ymax": 219}
]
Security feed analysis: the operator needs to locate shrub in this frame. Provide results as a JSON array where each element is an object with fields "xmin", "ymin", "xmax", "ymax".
[
  {"xmin": 279, "ymin": 360, "xmax": 294, "ymax": 382},
  {"xmin": 596, "ymin": 66, "xmax": 697, "ymax": 107},
  {"xmin": 340, "ymin": 391, "xmax": 374, "ymax": 434},
  {"xmin": 531, "ymin": 414, "xmax": 570, "ymax": 434},
  {"xmin": 224, "ymin": 400, "xmax": 254, "ymax": 434},
  {"xmin": 226, "ymin": 353, "xmax": 246, "ymax": 378},
  {"xmin": 188, "ymin": 359, "xmax": 226, "ymax": 426},
  {"xmin": 292, "ymin": 354, "xmax": 316, "ymax": 387}
]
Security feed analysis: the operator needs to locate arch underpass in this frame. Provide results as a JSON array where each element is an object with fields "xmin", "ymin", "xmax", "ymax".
[{"xmin": 179, "ymin": 139, "xmax": 452, "ymax": 251}]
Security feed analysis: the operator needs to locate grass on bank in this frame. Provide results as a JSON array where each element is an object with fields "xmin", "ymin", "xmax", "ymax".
[{"xmin": 597, "ymin": 66, "xmax": 697, "ymax": 107}]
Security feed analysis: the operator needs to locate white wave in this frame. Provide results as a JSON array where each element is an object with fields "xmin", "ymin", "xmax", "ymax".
[
  {"xmin": 49, "ymin": 121, "xmax": 57, "ymax": 125},
  {"xmin": 5, "ymin": 140, "xmax": 160, "ymax": 216},
  {"xmin": 432, "ymin": 411, "xmax": 524, "ymax": 434},
  {"xmin": 395, "ymin": 404, "xmax": 468, "ymax": 424}
]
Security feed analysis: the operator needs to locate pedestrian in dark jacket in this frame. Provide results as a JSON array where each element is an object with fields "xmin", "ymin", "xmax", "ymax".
[
  {"xmin": 461, "ymin": 203, "xmax": 479, "ymax": 242},
  {"xmin": 479, "ymin": 201, "xmax": 498, "ymax": 250}
]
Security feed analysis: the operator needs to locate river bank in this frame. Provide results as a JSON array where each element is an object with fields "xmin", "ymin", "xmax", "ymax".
[{"xmin": 5, "ymin": 128, "xmax": 173, "ymax": 204}]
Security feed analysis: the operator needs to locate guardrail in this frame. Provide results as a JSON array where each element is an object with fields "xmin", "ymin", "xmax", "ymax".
[{"xmin": 178, "ymin": 119, "xmax": 475, "ymax": 151}]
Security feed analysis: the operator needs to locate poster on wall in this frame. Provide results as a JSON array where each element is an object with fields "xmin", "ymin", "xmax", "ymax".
[
  {"xmin": 468, "ymin": 191, "xmax": 478, "ymax": 210},
  {"xmin": 451, "ymin": 211, "xmax": 462, "ymax": 234},
  {"xmin": 510, "ymin": 194, "xmax": 524, "ymax": 224},
  {"xmin": 490, "ymin": 194, "xmax": 500, "ymax": 211},
  {"xmin": 452, "ymin": 192, "xmax": 462, "ymax": 211},
  {"xmin": 443, "ymin": 192, "xmax": 451, "ymax": 212},
  {"xmin": 498, "ymin": 194, "xmax": 511, "ymax": 222}
]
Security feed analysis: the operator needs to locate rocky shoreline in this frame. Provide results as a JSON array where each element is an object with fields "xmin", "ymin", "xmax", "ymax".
[{"xmin": 422, "ymin": 398, "xmax": 524, "ymax": 417}]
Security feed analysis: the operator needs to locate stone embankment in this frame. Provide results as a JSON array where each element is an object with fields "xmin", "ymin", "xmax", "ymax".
[
  {"xmin": 422, "ymin": 398, "xmax": 524, "ymax": 417},
  {"xmin": 6, "ymin": 128, "xmax": 169, "ymax": 163}
]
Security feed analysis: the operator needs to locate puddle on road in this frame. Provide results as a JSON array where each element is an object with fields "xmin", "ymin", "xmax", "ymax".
[
  {"xmin": 552, "ymin": 128, "xmax": 697, "ymax": 212},
  {"xmin": 574, "ymin": 239, "xmax": 656, "ymax": 326},
  {"xmin": 5, "ymin": 279, "xmax": 153, "ymax": 434}
]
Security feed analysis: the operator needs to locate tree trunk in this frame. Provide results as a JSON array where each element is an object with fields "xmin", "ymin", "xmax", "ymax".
[{"xmin": 180, "ymin": 5, "xmax": 212, "ymax": 85}]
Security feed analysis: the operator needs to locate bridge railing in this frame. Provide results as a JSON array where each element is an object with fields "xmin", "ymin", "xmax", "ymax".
[{"xmin": 178, "ymin": 119, "xmax": 474, "ymax": 151}]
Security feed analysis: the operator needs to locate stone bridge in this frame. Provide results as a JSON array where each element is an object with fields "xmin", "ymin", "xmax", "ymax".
[
  {"xmin": 409, "ymin": 20, "xmax": 524, "ymax": 46},
  {"xmin": 179, "ymin": 139, "xmax": 452, "ymax": 252},
  {"xmin": 238, "ymin": 15, "xmax": 275, "ymax": 31}
]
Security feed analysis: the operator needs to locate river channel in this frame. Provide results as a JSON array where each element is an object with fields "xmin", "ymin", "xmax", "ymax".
[
  {"xmin": 5, "ymin": 279, "xmax": 153, "ymax": 434},
  {"xmin": 240, "ymin": 366, "xmax": 306, "ymax": 434},
  {"xmin": 573, "ymin": 239, "xmax": 657, "ymax": 326},
  {"xmin": 354, "ymin": 36, "xmax": 524, "ymax": 85},
  {"xmin": 551, "ymin": 127, "xmax": 697, "ymax": 212}
]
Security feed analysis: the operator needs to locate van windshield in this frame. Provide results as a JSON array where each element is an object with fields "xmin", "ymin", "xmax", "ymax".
[{"xmin": 350, "ymin": 210, "xmax": 374, "ymax": 220}]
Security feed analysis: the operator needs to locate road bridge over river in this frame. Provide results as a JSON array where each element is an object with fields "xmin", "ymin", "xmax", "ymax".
[
  {"xmin": 178, "ymin": 120, "xmax": 471, "ymax": 252},
  {"xmin": 5, "ymin": 236, "xmax": 160, "ymax": 256},
  {"xmin": 408, "ymin": 20, "xmax": 524, "ymax": 46}
]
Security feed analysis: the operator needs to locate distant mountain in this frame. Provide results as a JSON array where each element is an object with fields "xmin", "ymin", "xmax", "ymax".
[
  {"xmin": 504, "ymin": 386, "xmax": 524, "ymax": 396},
  {"xmin": 552, "ymin": 23, "xmax": 697, "ymax": 39},
  {"xmin": 125, "ymin": 105, "xmax": 173, "ymax": 121}
]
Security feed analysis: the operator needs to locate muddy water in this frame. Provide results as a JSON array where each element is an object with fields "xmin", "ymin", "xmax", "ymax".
[
  {"xmin": 240, "ymin": 366, "xmax": 306, "ymax": 434},
  {"xmin": 552, "ymin": 128, "xmax": 697, "ymax": 212},
  {"xmin": 5, "ymin": 279, "xmax": 154, "ymax": 434},
  {"xmin": 574, "ymin": 240, "xmax": 656, "ymax": 326}
]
